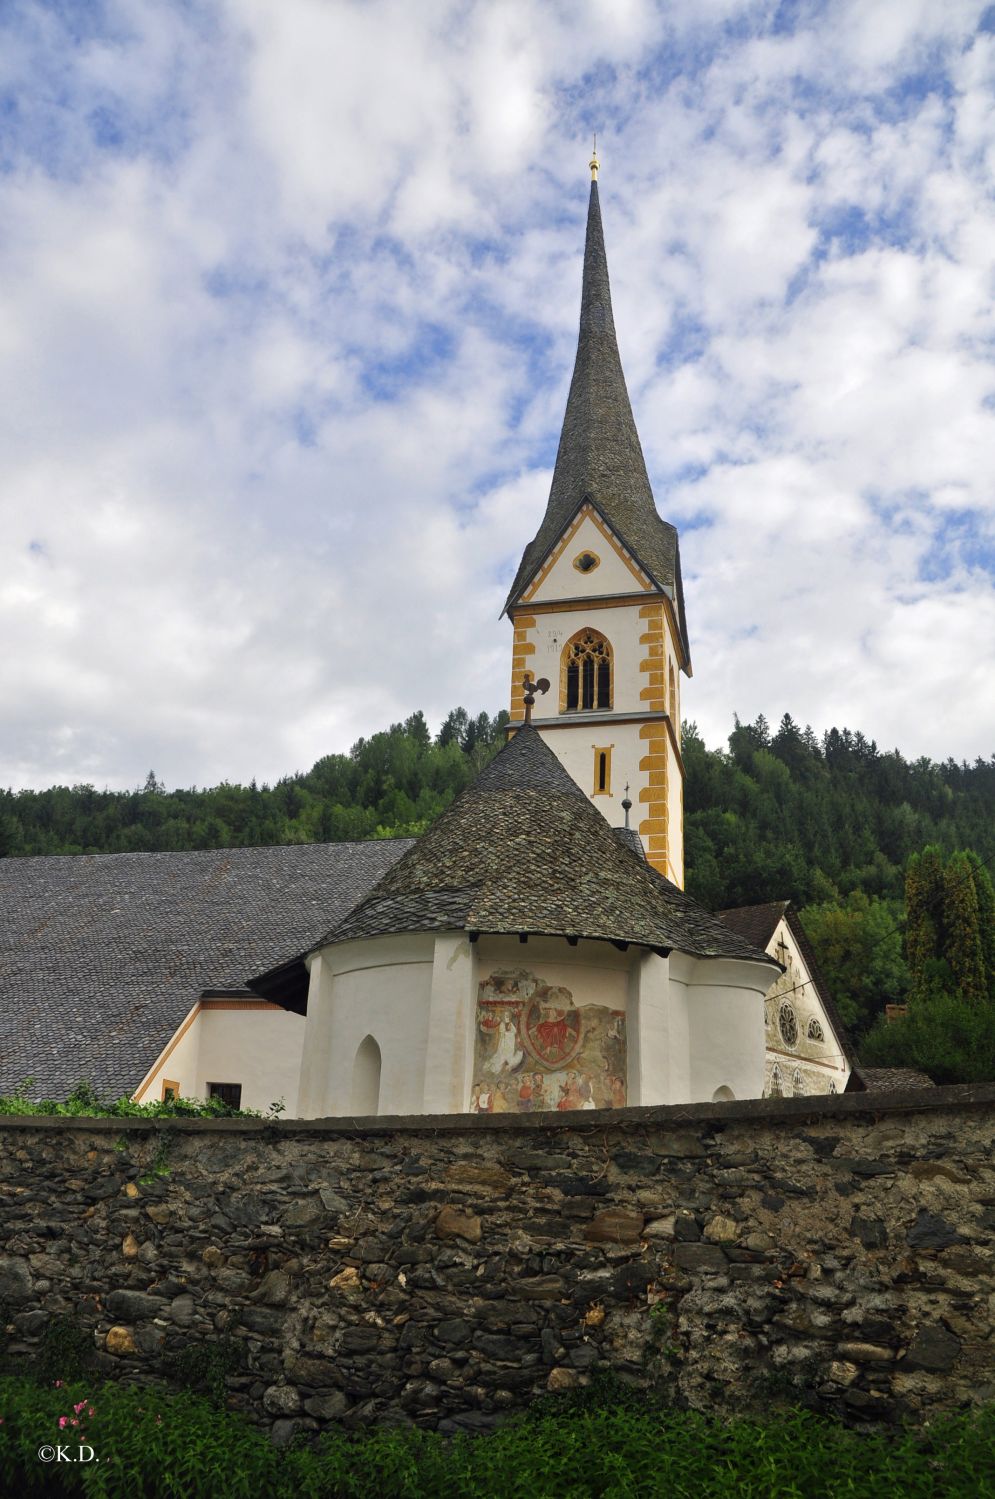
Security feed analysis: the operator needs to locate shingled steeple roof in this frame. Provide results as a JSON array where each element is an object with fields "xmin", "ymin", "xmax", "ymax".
[
  {"xmin": 504, "ymin": 179, "xmax": 690, "ymax": 670},
  {"xmin": 307, "ymin": 726, "xmax": 771, "ymax": 964}
]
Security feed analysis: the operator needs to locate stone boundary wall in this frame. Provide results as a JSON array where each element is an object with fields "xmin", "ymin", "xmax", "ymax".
[{"xmin": 2, "ymin": 1086, "xmax": 995, "ymax": 1438}]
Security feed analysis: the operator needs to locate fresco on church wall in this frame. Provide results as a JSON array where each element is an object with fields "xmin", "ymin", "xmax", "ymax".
[{"xmin": 470, "ymin": 968, "xmax": 626, "ymax": 1113}]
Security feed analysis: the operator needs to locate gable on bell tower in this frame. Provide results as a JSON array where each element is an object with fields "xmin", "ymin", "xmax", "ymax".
[{"xmin": 505, "ymin": 159, "xmax": 690, "ymax": 888}]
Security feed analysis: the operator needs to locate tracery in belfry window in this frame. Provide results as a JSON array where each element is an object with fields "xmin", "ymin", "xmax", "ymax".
[
  {"xmin": 807, "ymin": 1018, "xmax": 824, "ymax": 1042},
  {"xmin": 778, "ymin": 1002, "xmax": 798, "ymax": 1047},
  {"xmin": 561, "ymin": 628, "xmax": 612, "ymax": 712},
  {"xmin": 791, "ymin": 1067, "xmax": 804, "ymax": 1097}
]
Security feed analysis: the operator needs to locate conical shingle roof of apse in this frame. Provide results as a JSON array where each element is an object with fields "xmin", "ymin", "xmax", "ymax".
[
  {"xmin": 504, "ymin": 180, "xmax": 691, "ymax": 671},
  {"xmin": 316, "ymin": 726, "xmax": 772, "ymax": 964}
]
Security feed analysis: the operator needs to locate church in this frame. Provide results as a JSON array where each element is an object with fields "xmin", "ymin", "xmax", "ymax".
[{"xmin": 0, "ymin": 159, "xmax": 856, "ymax": 1114}]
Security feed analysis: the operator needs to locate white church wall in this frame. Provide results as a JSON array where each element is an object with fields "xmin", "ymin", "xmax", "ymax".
[
  {"xmin": 627, "ymin": 950, "xmax": 691, "ymax": 1105},
  {"xmin": 685, "ymin": 957, "xmax": 771, "ymax": 1103},
  {"xmin": 763, "ymin": 917, "xmax": 850, "ymax": 1096},
  {"xmin": 194, "ymin": 1006, "xmax": 303, "ymax": 1115},
  {"xmin": 134, "ymin": 1000, "xmax": 304, "ymax": 1114},
  {"xmin": 297, "ymin": 934, "xmax": 435, "ymax": 1118},
  {"xmin": 475, "ymin": 935, "xmax": 630, "ymax": 1011},
  {"xmin": 423, "ymin": 933, "xmax": 478, "ymax": 1113},
  {"xmin": 134, "ymin": 1001, "xmax": 202, "ymax": 1104}
]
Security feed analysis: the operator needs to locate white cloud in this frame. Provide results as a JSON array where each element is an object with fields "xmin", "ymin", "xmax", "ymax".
[{"xmin": 0, "ymin": 0, "xmax": 992, "ymax": 793}]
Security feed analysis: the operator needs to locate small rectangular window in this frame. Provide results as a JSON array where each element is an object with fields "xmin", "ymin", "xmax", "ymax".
[
  {"xmin": 592, "ymin": 746, "xmax": 612, "ymax": 796},
  {"xmin": 207, "ymin": 1082, "xmax": 242, "ymax": 1109},
  {"xmin": 161, "ymin": 1079, "xmax": 180, "ymax": 1102}
]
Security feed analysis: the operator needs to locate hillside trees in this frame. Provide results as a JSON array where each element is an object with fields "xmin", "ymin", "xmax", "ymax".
[
  {"xmin": 859, "ymin": 846, "xmax": 995, "ymax": 1082},
  {"xmin": 2, "ymin": 706, "xmax": 994, "ymax": 1074}
]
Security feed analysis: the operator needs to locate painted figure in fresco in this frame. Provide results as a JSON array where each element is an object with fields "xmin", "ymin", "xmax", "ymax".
[
  {"xmin": 473, "ymin": 1082, "xmax": 494, "ymax": 1113},
  {"xmin": 484, "ymin": 1014, "xmax": 524, "ymax": 1075},
  {"xmin": 525, "ymin": 998, "xmax": 582, "ymax": 1068},
  {"xmin": 578, "ymin": 1072, "xmax": 597, "ymax": 1109},
  {"xmin": 517, "ymin": 1075, "xmax": 534, "ymax": 1111},
  {"xmin": 492, "ymin": 1080, "xmax": 513, "ymax": 1112},
  {"xmin": 609, "ymin": 1075, "xmax": 626, "ymax": 1109},
  {"xmin": 557, "ymin": 1071, "xmax": 583, "ymax": 1110},
  {"xmin": 531, "ymin": 1073, "xmax": 546, "ymax": 1111},
  {"xmin": 601, "ymin": 1011, "xmax": 625, "ymax": 1076}
]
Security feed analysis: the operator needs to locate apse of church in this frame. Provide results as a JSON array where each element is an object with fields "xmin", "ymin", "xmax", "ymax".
[{"xmin": 503, "ymin": 155, "xmax": 689, "ymax": 887}]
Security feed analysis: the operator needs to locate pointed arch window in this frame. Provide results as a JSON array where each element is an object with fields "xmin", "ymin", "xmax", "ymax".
[
  {"xmin": 561, "ymin": 628, "xmax": 612, "ymax": 713},
  {"xmin": 350, "ymin": 1035, "xmax": 382, "ymax": 1116}
]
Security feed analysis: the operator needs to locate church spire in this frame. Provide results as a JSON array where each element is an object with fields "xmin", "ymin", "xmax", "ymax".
[{"xmin": 504, "ymin": 167, "xmax": 690, "ymax": 670}]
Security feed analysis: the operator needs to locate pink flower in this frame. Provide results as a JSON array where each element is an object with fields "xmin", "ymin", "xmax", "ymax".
[
  {"xmin": 54, "ymin": 1381, "xmax": 63, "ymax": 1388},
  {"xmin": 58, "ymin": 1417, "xmax": 68, "ymax": 1429},
  {"xmin": 88, "ymin": 1407, "xmax": 95, "ymax": 1418},
  {"xmin": 74, "ymin": 1401, "xmax": 86, "ymax": 1414},
  {"xmin": 71, "ymin": 1419, "xmax": 78, "ymax": 1428}
]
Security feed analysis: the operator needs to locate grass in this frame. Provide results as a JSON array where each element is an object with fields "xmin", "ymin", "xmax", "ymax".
[{"xmin": 1, "ymin": 1374, "xmax": 993, "ymax": 1498}]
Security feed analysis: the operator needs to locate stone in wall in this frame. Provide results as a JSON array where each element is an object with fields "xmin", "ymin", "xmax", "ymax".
[{"xmin": 0, "ymin": 1088, "xmax": 994, "ymax": 1440}]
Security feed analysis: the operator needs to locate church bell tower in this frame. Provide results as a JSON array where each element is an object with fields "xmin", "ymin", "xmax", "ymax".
[{"xmin": 503, "ymin": 154, "xmax": 691, "ymax": 887}]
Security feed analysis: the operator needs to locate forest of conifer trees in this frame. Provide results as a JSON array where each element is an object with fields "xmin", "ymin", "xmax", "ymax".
[{"xmin": 2, "ymin": 707, "xmax": 994, "ymax": 1081}]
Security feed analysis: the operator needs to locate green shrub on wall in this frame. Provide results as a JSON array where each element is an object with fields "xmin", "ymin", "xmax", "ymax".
[{"xmin": 0, "ymin": 1080, "xmax": 284, "ymax": 1120}]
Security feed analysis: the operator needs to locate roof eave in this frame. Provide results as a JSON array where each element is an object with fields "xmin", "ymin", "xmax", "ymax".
[{"xmin": 246, "ymin": 954, "xmax": 310, "ymax": 1015}]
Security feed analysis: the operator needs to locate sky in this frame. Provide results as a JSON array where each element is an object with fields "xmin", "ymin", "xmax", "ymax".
[{"xmin": 1, "ymin": 0, "xmax": 994, "ymax": 792}]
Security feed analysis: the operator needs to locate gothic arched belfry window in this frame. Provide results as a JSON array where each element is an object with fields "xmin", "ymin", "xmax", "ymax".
[{"xmin": 562, "ymin": 628, "xmax": 612, "ymax": 712}]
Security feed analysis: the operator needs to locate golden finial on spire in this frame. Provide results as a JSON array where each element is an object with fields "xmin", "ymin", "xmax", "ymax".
[{"xmin": 589, "ymin": 132, "xmax": 599, "ymax": 181}]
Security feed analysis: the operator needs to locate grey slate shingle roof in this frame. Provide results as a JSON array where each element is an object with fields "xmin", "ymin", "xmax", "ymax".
[
  {"xmin": 0, "ymin": 840, "xmax": 412, "ymax": 1100},
  {"xmin": 503, "ymin": 181, "xmax": 691, "ymax": 671},
  {"xmin": 857, "ymin": 1067, "xmax": 935, "ymax": 1092},
  {"xmin": 314, "ymin": 727, "xmax": 777, "ymax": 970}
]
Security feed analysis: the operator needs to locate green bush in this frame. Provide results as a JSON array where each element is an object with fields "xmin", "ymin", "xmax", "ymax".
[
  {"xmin": 0, "ymin": 1079, "xmax": 283, "ymax": 1120},
  {"xmin": 860, "ymin": 992, "xmax": 995, "ymax": 1084},
  {"xmin": 1, "ymin": 1374, "xmax": 994, "ymax": 1498}
]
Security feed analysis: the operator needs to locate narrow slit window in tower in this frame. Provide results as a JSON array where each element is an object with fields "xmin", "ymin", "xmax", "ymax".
[{"xmin": 593, "ymin": 746, "xmax": 612, "ymax": 795}]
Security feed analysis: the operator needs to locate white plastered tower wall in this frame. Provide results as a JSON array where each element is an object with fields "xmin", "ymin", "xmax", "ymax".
[{"xmin": 508, "ymin": 504, "xmax": 687, "ymax": 886}]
